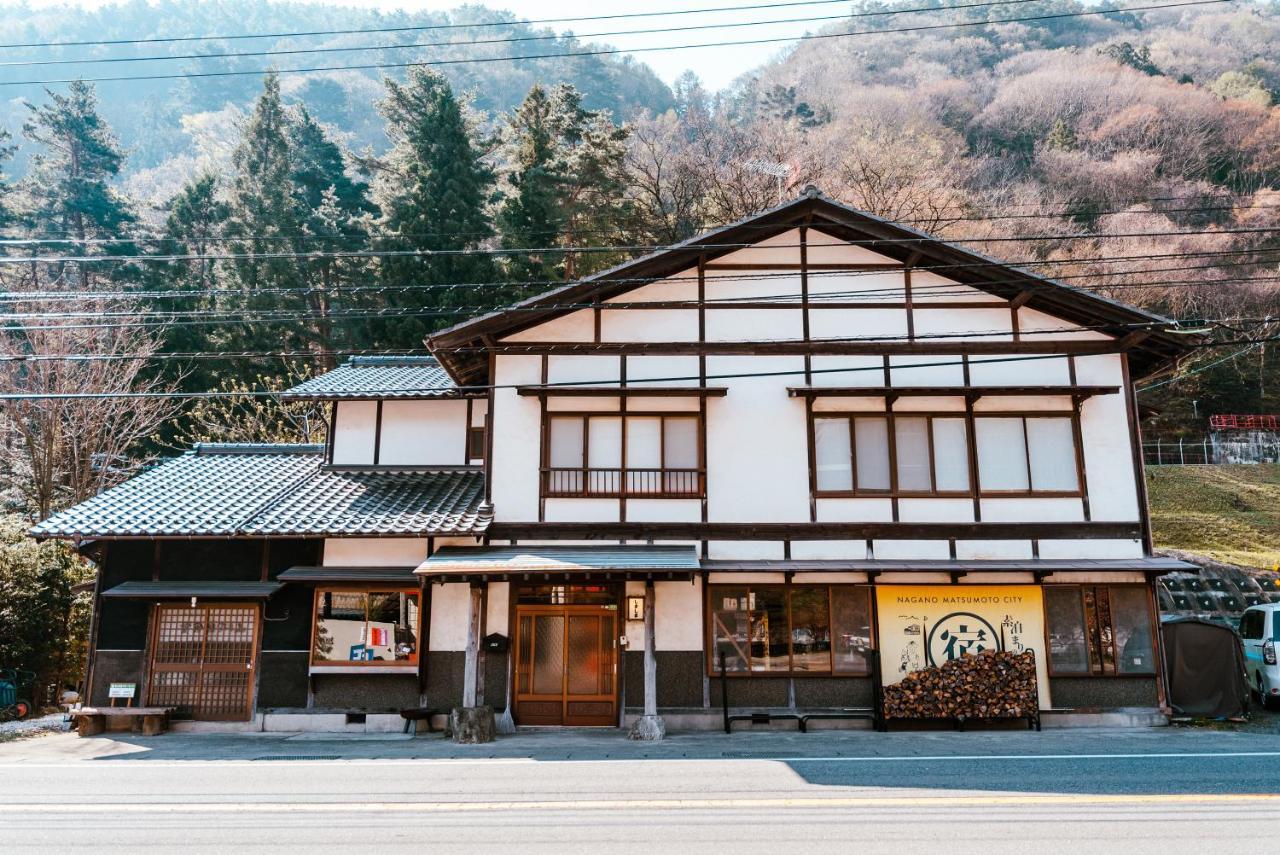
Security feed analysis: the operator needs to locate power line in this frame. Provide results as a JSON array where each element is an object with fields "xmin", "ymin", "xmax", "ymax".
[
  {"xmin": 0, "ymin": 337, "xmax": 1270, "ymax": 400},
  {"xmin": 0, "ymin": 1, "xmax": 1042, "ymax": 69},
  {"xmin": 0, "ymin": 225, "xmax": 1275, "ymax": 262},
  {"xmin": 8, "ymin": 198, "xmax": 1277, "ymax": 245},
  {"xmin": 0, "ymin": 0, "xmax": 1232, "ymax": 88},
  {"xmin": 1137, "ymin": 339, "xmax": 1270, "ymax": 392},
  {"xmin": 0, "ymin": 0, "xmax": 856, "ymax": 50}
]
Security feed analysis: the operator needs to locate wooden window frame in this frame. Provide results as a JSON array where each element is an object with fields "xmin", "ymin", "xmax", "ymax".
[
  {"xmin": 541, "ymin": 410, "xmax": 706, "ymax": 499},
  {"xmin": 467, "ymin": 426, "xmax": 486, "ymax": 461},
  {"xmin": 809, "ymin": 408, "xmax": 1085, "ymax": 500},
  {"xmin": 309, "ymin": 586, "xmax": 422, "ymax": 668},
  {"xmin": 705, "ymin": 583, "xmax": 875, "ymax": 678},
  {"xmin": 1043, "ymin": 583, "xmax": 1157, "ymax": 678}
]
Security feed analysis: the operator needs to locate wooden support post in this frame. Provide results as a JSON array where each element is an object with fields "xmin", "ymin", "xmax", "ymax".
[
  {"xmin": 628, "ymin": 580, "xmax": 665, "ymax": 740},
  {"xmin": 451, "ymin": 582, "xmax": 496, "ymax": 743}
]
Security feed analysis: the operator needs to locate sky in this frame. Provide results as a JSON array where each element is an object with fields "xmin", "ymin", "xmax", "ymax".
[{"xmin": 17, "ymin": 0, "xmax": 830, "ymax": 91}]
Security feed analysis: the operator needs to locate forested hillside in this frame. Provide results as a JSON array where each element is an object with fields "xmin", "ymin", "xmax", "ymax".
[{"xmin": 1, "ymin": 0, "xmax": 1279, "ymax": 518}]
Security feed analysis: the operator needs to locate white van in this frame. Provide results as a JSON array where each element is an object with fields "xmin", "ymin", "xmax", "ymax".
[{"xmin": 1239, "ymin": 604, "xmax": 1280, "ymax": 708}]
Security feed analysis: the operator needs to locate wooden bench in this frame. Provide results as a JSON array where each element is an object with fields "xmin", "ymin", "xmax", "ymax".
[
  {"xmin": 398, "ymin": 707, "xmax": 442, "ymax": 735},
  {"xmin": 72, "ymin": 707, "xmax": 175, "ymax": 737}
]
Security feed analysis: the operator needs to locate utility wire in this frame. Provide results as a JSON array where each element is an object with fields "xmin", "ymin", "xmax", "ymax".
[
  {"xmin": 0, "ymin": 0, "xmax": 858, "ymax": 50},
  {"xmin": 0, "ymin": 0, "xmax": 1233, "ymax": 87},
  {"xmin": 0, "ymin": 1, "xmax": 1043, "ymax": 69}
]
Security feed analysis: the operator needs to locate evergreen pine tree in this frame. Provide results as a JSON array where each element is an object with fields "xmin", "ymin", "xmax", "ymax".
[
  {"xmin": 496, "ymin": 83, "xmax": 630, "ymax": 283},
  {"xmin": 21, "ymin": 81, "xmax": 136, "ymax": 287},
  {"xmin": 371, "ymin": 68, "xmax": 495, "ymax": 350}
]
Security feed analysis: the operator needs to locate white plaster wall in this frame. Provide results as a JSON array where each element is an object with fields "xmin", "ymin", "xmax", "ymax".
[
  {"xmin": 889, "ymin": 355, "xmax": 965, "ymax": 386},
  {"xmin": 873, "ymin": 540, "xmax": 952, "ymax": 560},
  {"xmin": 470, "ymin": 400, "xmax": 488, "ymax": 427},
  {"xmin": 812, "ymin": 397, "xmax": 887, "ymax": 412},
  {"xmin": 1075, "ymin": 355, "xmax": 1140, "ymax": 521},
  {"xmin": 809, "ymin": 270, "xmax": 904, "ymax": 300},
  {"xmin": 379, "ymin": 399, "xmax": 468, "ymax": 466},
  {"xmin": 705, "ymin": 355, "xmax": 810, "ymax": 523},
  {"xmin": 331, "ymin": 400, "xmax": 377, "ymax": 465},
  {"xmin": 543, "ymin": 499, "xmax": 620, "ymax": 522},
  {"xmin": 955, "ymin": 540, "xmax": 1034, "ymax": 560},
  {"xmin": 969, "ymin": 354, "xmax": 1072, "ymax": 385},
  {"xmin": 898, "ymin": 499, "xmax": 975, "ymax": 523},
  {"xmin": 706, "ymin": 572, "xmax": 787, "ymax": 584},
  {"xmin": 606, "ymin": 269, "xmax": 698, "ymax": 303},
  {"xmin": 486, "ymin": 582, "xmax": 509, "ymax": 636},
  {"xmin": 973, "ymin": 395, "xmax": 1072, "ymax": 411},
  {"xmin": 429, "ymin": 583, "xmax": 471, "ymax": 651},
  {"xmin": 816, "ymin": 499, "xmax": 893, "ymax": 522},
  {"xmin": 656, "ymin": 579, "xmax": 704, "ymax": 650},
  {"xmin": 704, "ymin": 269, "xmax": 801, "ymax": 301},
  {"xmin": 876, "ymin": 571, "xmax": 952, "ymax": 584},
  {"xmin": 791, "ymin": 571, "xmax": 869, "ymax": 583},
  {"xmin": 894, "ymin": 396, "xmax": 965, "ymax": 412},
  {"xmin": 547, "ymin": 354, "xmax": 621, "ymax": 385},
  {"xmin": 980, "ymin": 498, "xmax": 1085, "ymax": 521},
  {"xmin": 706, "ymin": 541, "xmax": 787, "ymax": 560},
  {"xmin": 625, "ymin": 499, "xmax": 702, "ymax": 522},
  {"xmin": 705, "ymin": 308, "xmax": 804, "ymax": 342},
  {"xmin": 790, "ymin": 540, "xmax": 869, "ymax": 560},
  {"xmin": 910, "ymin": 271, "xmax": 1000, "ymax": 303},
  {"xmin": 501, "ymin": 308, "xmax": 595, "ymax": 342},
  {"xmin": 913, "ymin": 307, "xmax": 1013, "ymax": 342},
  {"xmin": 323, "ymin": 538, "xmax": 429, "ymax": 567},
  {"xmin": 808, "ymin": 308, "xmax": 908, "ymax": 342},
  {"xmin": 805, "ymin": 229, "xmax": 901, "ymax": 266},
  {"xmin": 959, "ymin": 572, "xmax": 1036, "ymax": 584},
  {"xmin": 1038, "ymin": 539, "xmax": 1144, "ymax": 559},
  {"xmin": 601, "ymin": 308, "xmax": 699, "ymax": 342},
  {"xmin": 626, "ymin": 355, "xmax": 701, "ymax": 387},
  {"xmin": 809, "ymin": 355, "xmax": 884, "ymax": 387},
  {"xmin": 490, "ymin": 355, "xmax": 543, "ymax": 522},
  {"xmin": 1018, "ymin": 307, "xmax": 1112, "ymax": 341}
]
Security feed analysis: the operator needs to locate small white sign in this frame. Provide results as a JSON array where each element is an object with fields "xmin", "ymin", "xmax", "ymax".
[{"xmin": 108, "ymin": 683, "xmax": 136, "ymax": 699}]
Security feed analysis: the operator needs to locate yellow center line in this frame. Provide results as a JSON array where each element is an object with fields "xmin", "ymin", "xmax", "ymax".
[{"xmin": 2, "ymin": 793, "xmax": 1278, "ymax": 813}]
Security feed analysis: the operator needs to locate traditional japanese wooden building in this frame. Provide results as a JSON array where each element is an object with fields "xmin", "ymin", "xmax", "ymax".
[{"xmin": 34, "ymin": 189, "xmax": 1198, "ymax": 732}]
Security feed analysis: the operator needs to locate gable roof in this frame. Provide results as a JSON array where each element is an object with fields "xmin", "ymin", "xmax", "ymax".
[
  {"xmin": 279, "ymin": 356, "xmax": 474, "ymax": 401},
  {"xmin": 30, "ymin": 443, "xmax": 491, "ymax": 540},
  {"xmin": 428, "ymin": 188, "xmax": 1194, "ymax": 383}
]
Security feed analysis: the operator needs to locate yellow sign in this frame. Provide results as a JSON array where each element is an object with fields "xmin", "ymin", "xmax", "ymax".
[{"xmin": 874, "ymin": 585, "xmax": 1050, "ymax": 709}]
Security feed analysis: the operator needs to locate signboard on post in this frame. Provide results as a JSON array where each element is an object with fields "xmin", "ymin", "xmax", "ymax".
[
  {"xmin": 874, "ymin": 585, "xmax": 1050, "ymax": 709},
  {"xmin": 108, "ymin": 683, "xmax": 136, "ymax": 707}
]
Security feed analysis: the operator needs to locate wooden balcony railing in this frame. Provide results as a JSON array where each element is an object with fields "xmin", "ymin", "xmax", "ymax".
[{"xmin": 542, "ymin": 467, "xmax": 705, "ymax": 498}]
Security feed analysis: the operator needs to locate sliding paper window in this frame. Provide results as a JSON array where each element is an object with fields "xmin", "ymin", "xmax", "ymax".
[
  {"xmin": 975, "ymin": 416, "xmax": 1080, "ymax": 493},
  {"xmin": 546, "ymin": 414, "xmax": 701, "ymax": 496},
  {"xmin": 814, "ymin": 415, "xmax": 966, "ymax": 494},
  {"xmin": 312, "ymin": 589, "xmax": 419, "ymax": 665}
]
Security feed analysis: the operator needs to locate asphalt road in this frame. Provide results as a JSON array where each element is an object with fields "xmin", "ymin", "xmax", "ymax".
[{"xmin": 3, "ymin": 728, "xmax": 1279, "ymax": 853}]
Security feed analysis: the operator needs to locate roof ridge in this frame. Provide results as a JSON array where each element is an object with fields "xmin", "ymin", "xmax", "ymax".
[
  {"xmin": 192, "ymin": 442, "xmax": 325, "ymax": 455},
  {"xmin": 347, "ymin": 355, "xmax": 439, "ymax": 366}
]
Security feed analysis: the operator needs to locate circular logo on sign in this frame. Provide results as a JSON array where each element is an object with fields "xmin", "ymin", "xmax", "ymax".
[{"xmin": 926, "ymin": 611, "xmax": 1000, "ymax": 667}]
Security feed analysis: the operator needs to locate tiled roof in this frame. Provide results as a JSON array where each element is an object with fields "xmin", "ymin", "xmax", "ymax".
[
  {"xmin": 279, "ymin": 356, "xmax": 471, "ymax": 400},
  {"xmin": 31, "ymin": 444, "xmax": 490, "ymax": 539},
  {"xmin": 29, "ymin": 444, "xmax": 322, "ymax": 539},
  {"xmin": 243, "ymin": 468, "xmax": 488, "ymax": 536}
]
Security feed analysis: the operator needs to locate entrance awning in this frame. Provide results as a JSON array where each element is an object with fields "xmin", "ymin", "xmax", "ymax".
[
  {"xmin": 417, "ymin": 545, "xmax": 700, "ymax": 581},
  {"xmin": 277, "ymin": 566, "xmax": 419, "ymax": 584},
  {"xmin": 101, "ymin": 581, "xmax": 283, "ymax": 599}
]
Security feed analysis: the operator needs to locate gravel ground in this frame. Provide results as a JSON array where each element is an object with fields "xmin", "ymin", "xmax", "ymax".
[{"xmin": 0, "ymin": 713, "xmax": 71, "ymax": 740}]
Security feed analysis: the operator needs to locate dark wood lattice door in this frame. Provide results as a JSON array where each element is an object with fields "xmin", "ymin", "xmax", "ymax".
[
  {"xmin": 147, "ymin": 603, "xmax": 259, "ymax": 721},
  {"xmin": 514, "ymin": 605, "xmax": 618, "ymax": 726}
]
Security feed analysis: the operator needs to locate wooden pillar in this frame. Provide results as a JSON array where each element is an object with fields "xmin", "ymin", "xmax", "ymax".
[
  {"xmin": 462, "ymin": 583, "xmax": 482, "ymax": 708},
  {"xmin": 628, "ymin": 579, "xmax": 665, "ymax": 740}
]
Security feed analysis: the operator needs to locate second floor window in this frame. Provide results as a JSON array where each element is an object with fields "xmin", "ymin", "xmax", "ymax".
[
  {"xmin": 545, "ymin": 413, "xmax": 702, "ymax": 497},
  {"xmin": 813, "ymin": 412, "xmax": 1080, "ymax": 497}
]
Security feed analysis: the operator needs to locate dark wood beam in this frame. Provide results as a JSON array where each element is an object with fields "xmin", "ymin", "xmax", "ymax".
[
  {"xmin": 516, "ymin": 385, "xmax": 728, "ymax": 398},
  {"xmin": 487, "ymin": 521, "xmax": 1141, "ymax": 541}
]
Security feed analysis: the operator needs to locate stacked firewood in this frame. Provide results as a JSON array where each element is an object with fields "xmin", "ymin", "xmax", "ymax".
[{"xmin": 882, "ymin": 649, "xmax": 1038, "ymax": 720}]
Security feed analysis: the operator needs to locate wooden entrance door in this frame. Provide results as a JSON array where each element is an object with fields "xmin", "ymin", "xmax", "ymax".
[
  {"xmin": 513, "ymin": 605, "xmax": 618, "ymax": 726},
  {"xmin": 147, "ymin": 603, "xmax": 259, "ymax": 721}
]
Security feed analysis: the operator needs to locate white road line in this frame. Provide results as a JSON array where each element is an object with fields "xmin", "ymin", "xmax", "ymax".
[
  {"xmin": 0, "ymin": 792, "xmax": 1277, "ymax": 813},
  {"xmin": 2, "ymin": 750, "xmax": 1280, "ymax": 769}
]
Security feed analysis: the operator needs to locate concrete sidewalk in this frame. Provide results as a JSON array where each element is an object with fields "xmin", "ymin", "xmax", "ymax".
[{"xmin": 1, "ymin": 722, "xmax": 1275, "ymax": 764}]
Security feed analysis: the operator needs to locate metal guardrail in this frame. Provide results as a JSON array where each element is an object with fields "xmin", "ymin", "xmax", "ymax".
[{"xmin": 543, "ymin": 467, "xmax": 703, "ymax": 497}]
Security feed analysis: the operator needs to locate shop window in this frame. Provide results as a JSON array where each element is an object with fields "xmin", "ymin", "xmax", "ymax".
[
  {"xmin": 709, "ymin": 585, "xmax": 872, "ymax": 675},
  {"xmin": 311, "ymin": 589, "xmax": 419, "ymax": 666},
  {"xmin": 1044, "ymin": 586, "xmax": 1154, "ymax": 676}
]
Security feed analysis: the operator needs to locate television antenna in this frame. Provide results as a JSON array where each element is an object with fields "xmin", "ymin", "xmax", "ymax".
[{"xmin": 744, "ymin": 159, "xmax": 790, "ymax": 204}]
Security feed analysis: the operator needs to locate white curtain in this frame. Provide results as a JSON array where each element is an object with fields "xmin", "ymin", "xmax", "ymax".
[
  {"xmin": 814, "ymin": 417, "xmax": 853, "ymax": 491},
  {"xmin": 976, "ymin": 417, "xmax": 1029, "ymax": 490},
  {"xmin": 1026, "ymin": 417, "xmax": 1079, "ymax": 491},
  {"xmin": 854, "ymin": 417, "xmax": 891, "ymax": 490},
  {"xmin": 932, "ymin": 417, "xmax": 970, "ymax": 491}
]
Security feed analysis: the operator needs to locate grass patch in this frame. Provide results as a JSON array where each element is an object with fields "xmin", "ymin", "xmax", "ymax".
[{"xmin": 1147, "ymin": 464, "xmax": 1280, "ymax": 569}]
